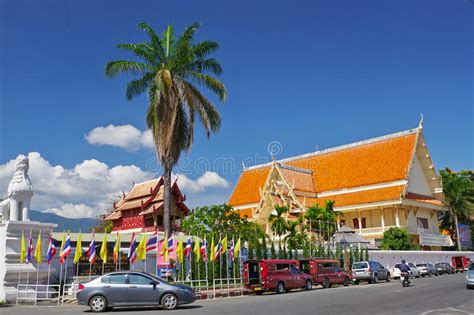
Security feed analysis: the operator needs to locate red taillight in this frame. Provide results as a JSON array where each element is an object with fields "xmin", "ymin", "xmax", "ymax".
[
  {"xmin": 368, "ymin": 268, "xmax": 371, "ymax": 273},
  {"xmin": 78, "ymin": 283, "xmax": 85, "ymax": 291}
]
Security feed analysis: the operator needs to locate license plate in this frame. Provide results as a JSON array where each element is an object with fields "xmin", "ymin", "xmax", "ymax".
[
  {"xmin": 356, "ymin": 271, "xmax": 364, "ymax": 275},
  {"xmin": 254, "ymin": 287, "xmax": 262, "ymax": 291}
]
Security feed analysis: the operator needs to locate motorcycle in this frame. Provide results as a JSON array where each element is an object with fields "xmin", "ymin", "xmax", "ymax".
[{"xmin": 401, "ymin": 272, "xmax": 410, "ymax": 287}]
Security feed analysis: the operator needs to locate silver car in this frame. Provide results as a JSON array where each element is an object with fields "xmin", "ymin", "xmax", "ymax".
[
  {"xmin": 466, "ymin": 263, "xmax": 474, "ymax": 289},
  {"xmin": 352, "ymin": 261, "xmax": 391, "ymax": 284},
  {"xmin": 77, "ymin": 271, "xmax": 195, "ymax": 312}
]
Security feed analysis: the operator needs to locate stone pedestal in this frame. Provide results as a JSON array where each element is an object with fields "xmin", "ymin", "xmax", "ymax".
[{"xmin": 0, "ymin": 220, "xmax": 57, "ymax": 303}]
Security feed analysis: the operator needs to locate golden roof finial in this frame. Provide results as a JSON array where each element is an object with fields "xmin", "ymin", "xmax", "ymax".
[{"xmin": 418, "ymin": 113, "xmax": 424, "ymax": 130}]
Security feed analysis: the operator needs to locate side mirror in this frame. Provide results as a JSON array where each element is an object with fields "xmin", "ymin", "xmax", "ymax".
[{"xmin": 151, "ymin": 280, "xmax": 159, "ymax": 286}]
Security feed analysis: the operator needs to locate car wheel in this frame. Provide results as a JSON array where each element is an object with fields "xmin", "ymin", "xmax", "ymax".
[
  {"xmin": 386, "ymin": 273, "xmax": 391, "ymax": 282},
  {"xmin": 322, "ymin": 277, "xmax": 330, "ymax": 289},
  {"xmin": 276, "ymin": 281, "xmax": 285, "ymax": 294},
  {"xmin": 435, "ymin": 272, "xmax": 439, "ymax": 276},
  {"xmin": 343, "ymin": 277, "xmax": 350, "ymax": 287},
  {"xmin": 428, "ymin": 273, "xmax": 431, "ymax": 277},
  {"xmin": 161, "ymin": 293, "xmax": 178, "ymax": 310},
  {"xmin": 89, "ymin": 295, "xmax": 107, "ymax": 313},
  {"xmin": 305, "ymin": 280, "xmax": 312, "ymax": 291},
  {"xmin": 373, "ymin": 275, "xmax": 378, "ymax": 284},
  {"xmin": 354, "ymin": 280, "xmax": 360, "ymax": 285},
  {"xmin": 255, "ymin": 291, "xmax": 263, "ymax": 296}
]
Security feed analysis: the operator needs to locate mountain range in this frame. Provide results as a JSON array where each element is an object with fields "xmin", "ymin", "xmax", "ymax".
[{"xmin": 30, "ymin": 210, "xmax": 99, "ymax": 232}]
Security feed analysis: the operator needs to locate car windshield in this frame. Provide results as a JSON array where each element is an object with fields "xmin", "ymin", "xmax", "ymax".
[
  {"xmin": 353, "ymin": 262, "xmax": 368, "ymax": 269},
  {"xmin": 417, "ymin": 264, "xmax": 426, "ymax": 267},
  {"xmin": 143, "ymin": 272, "xmax": 167, "ymax": 283}
]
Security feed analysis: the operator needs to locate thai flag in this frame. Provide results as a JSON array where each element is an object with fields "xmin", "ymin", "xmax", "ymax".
[
  {"xmin": 167, "ymin": 236, "xmax": 174, "ymax": 253},
  {"xmin": 46, "ymin": 233, "xmax": 56, "ymax": 265},
  {"xmin": 87, "ymin": 233, "xmax": 96, "ymax": 264},
  {"xmin": 60, "ymin": 234, "xmax": 72, "ymax": 263},
  {"xmin": 27, "ymin": 232, "xmax": 33, "ymax": 264},
  {"xmin": 146, "ymin": 232, "xmax": 158, "ymax": 252},
  {"xmin": 128, "ymin": 232, "xmax": 138, "ymax": 264},
  {"xmin": 214, "ymin": 240, "xmax": 222, "ymax": 261},
  {"xmin": 200, "ymin": 238, "xmax": 207, "ymax": 261},
  {"xmin": 184, "ymin": 237, "xmax": 192, "ymax": 258},
  {"xmin": 229, "ymin": 239, "xmax": 235, "ymax": 261}
]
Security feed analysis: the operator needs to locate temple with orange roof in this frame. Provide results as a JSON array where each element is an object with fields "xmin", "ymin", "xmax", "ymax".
[
  {"xmin": 228, "ymin": 121, "xmax": 453, "ymax": 249},
  {"xmin": 105, "ymin": 177, "xmax": 190, "ymax": 233}
]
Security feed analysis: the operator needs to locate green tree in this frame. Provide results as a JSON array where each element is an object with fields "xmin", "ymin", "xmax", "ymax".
[
  {"xmin": 268, "ymin": 205, "xmax": 289, "ymax": 250},
  {"xmin": 270, "ymin": 242, "xmax": 277, "ymax": 259},
  {"xmin": 381, "ymin": 227, "xmax": 412, "ymax": 250},
  {"xmin": 439, "ymin": 168, "xmax": 474, "ymax": 250},
  {"xmin": 105, "ymin": 22, "xmax": 227, "ymax": 235},
  {"xmin": 305, "ymin": 200, "xmax": 341, "ymax": 241}
]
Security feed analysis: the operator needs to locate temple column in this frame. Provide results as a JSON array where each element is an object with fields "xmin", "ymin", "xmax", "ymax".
[
  {"xmin": 336, "ymin": 216, "xmax": 341, "ymax": 230},
  {"xmin": 380, "ymin": 208, "xmax": 385, "ymax": 232},
  {"xmin": 357, "ymin": 211, "xmax": 362, "ymax": 234},
  {"xmin": 395, "ymin": 207, "xmax": 400, "ymax": 227}
]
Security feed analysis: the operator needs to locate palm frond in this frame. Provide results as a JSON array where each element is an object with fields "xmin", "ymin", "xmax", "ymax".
[
  {"xmin": 190, "ymin": 58, "xmax": 223, "ymax": 75},
  {"xmin": 193, "ymin": 40, "xmax": 220, "ymax": 59},
  {"xmin": 104, "ymin": 60, "xmax": 148, "ymax": 78},
  {"xmin": 189, "ymin": 72, "xmax": 227, "ymax": 101},
  {"xmin": 138, "ymin": 21, "xmax": 168, "ymax": 61},
  {"xmin": 126, "ymin": 72, "xmax": 154, "ymax": 100}
]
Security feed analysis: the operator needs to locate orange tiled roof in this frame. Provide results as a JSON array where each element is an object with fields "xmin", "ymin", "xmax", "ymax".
[
  {"xmin": 317, "ymin": 185, "xmax": 404, "ymax": 208},
  {"xmin": 405, "ymin": 192, "xmax": 443, "ymax": 206},
  {"xmin": 278, "ymin": 165, "xmax": 315, "ymax": 193},
  {"xmin": 228, "ymin": 130, "xmax": 418, "ymax": 208}
]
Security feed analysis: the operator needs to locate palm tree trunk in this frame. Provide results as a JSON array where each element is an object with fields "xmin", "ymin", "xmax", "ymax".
[
  {"xmin": 163, "ymin": 164, "xmax": 172, "ymax": 236},
  {"xmin": 452, "ymin": 211, "xmax": 462, "ymax": 251}
]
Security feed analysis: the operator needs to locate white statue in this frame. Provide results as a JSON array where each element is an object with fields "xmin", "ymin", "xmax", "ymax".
[{"xmin": 0, "ymin": 155, "xmax": 34, "ymax": 221}]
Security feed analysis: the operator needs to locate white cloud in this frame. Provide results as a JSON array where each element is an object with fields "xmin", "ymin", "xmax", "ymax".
[
  {"xmin": 85, "ymin": 124, "xmax": 153, "ymax": 151},
  {"xmin": 0, "ymin": 152, "xmax": 230, "ymax": 218},
  {"xmin": 45, "ymin": 203, "xmax": 96, "ymax": 219},
  {"xmin": 173, "ymin": 171, "xmax": 230, "ymax": 193}
]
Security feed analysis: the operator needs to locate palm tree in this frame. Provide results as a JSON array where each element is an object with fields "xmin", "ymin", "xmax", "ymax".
[
  {"xmin": 284, "ymin": 220, "xmax": 305, "ymax": 258},
  {"xmin": 105, "ymin": 22, "xmax": 227, "ymax": 235},
  {"xmin": 268, "ymin": 205, "xmax": 289, "ymax": 250},
  {"xmin": 305, "ymin": 200, "xmax": 341, "ymax": 241},
  {"xmin": 440, "ymin": 168, "xmax": 474, "ymax": 250}
]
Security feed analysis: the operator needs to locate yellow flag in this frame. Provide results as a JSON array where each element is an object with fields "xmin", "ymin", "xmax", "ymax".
[
  {"xmin": 74, "ymin": 233, "xmax": 82, "ymax": 264},
  {"xmin": 20, "ymin": 231, "xmax": 26, "ymax": 263},
  {"xmin": 193, "ymin": 238, "xmax": 201, "ymax": 262},
  {"xmin": 136, "ymin": 233, "xmax": 147, "ymax": 261},
  {"xmin": 114, "ymin": 232, "xmax": 120, "ymax": 255},
  {"xmin": 59, "ymin": 232, "xmax": 65, "ymax": 264},
  {"xmin": 100, "ymin": 233, "xmax": 108, "ymax": 264},
  {"xmin": 176, "ymin": 238, "xmax": 184, "ymax": 264},
  {"xmin": 234, "ymin": 238, "xmax": 241, "ymax": 261},
  {"xmin": 161, "ymin": 232, "xmax": 168, "ymax": 262},
  {"xmin": 210, "ymin": 236, "xmax": 215, "ymax": 262},
  {"xmin": 221, "ymin": 236, "xmax": 228, "ymax": 254},
  {"xmin": 34, "ymin": 231, "xmax": 42, "ymax": 265}
]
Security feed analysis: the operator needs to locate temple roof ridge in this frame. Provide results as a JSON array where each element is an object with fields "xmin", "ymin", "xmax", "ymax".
[
  {"xmin": 277, "ymin": 162, "xmax": 312, "ymax": 174},
  {"xmin": 247, "ymin": 128, "xmax": 418, "ymax": 171}
]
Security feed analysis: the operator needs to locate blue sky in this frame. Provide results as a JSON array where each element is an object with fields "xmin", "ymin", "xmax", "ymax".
[{"xmin": 0, "ymin": 0, "xmax": 472, "ymax": 217}]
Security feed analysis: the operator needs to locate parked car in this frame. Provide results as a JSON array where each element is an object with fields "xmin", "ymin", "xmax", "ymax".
[
  {"xmin": 416, "ymin": 263, "xmax": 438, "ymax": 277},
  {"xmin": 352, "ymin": 261, "xmax": 391, "ymax": 284},
  {"xmin": 243, "ymin": 259, "xmax": 313, "ymax": 295},
  {"xmin": 407, "ymin": 263, "xmax": 421, "ymax": 278},
  {"xmin": 466, "ymin": 263, "xmax": 474, "ymax": 289},
  {"xmin": 299, "ymin": 259, "xmax": 351, "ymax": 288},
  {"xmin": 435, "ymin": 262, "xmax": 455, "ymax": 275},
  {"xmin": 77, "ymin": 271, "xmax": 195, "ymax": 312},
  {"xmin": 391, "ymin": 263, "xmax": 418, "ymax": 279},
  {"xmin": 452, "ymin": 256, "xmax": 470, "ymax": 273}
]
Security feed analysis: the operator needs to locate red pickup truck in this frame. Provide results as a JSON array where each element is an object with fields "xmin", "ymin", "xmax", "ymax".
[
  {"xmin": 299, "ymin": 259, "xmax": 351, "ymax": 288},
  {"xmin": 243, "ymin": 259, "xmax": 313, "ymax": 295}
]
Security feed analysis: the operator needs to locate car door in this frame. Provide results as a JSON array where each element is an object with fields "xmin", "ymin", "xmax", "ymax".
[
  {"xmin": 101, "ymin": 273, "xmax": 128, "ymax": 306},
  {"xmin": 127, "ymin": 273, "xmax": 162, "ymax": 305},
  {"xmin": 378, "ymin": 263, "xmax": 388, "ymax": 279},
  {"xmin": 290, "ymin": 265, "xmax": 303, "ymax": 288}
]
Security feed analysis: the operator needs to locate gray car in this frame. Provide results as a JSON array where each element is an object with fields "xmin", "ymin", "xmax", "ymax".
[
  {"xmin": 77, "ymin": 271, "xmax": 195, "ymax": 312},
  {"xmin": 352, "ymin": 261, "xmax": 391, "ymax": 284},
  {"xmin": 466, "ymin": 263, "xmax": 474, "ymax": 289}
]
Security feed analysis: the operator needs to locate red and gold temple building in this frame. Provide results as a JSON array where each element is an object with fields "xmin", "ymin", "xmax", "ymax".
[{"xmin": 105, "ymin": 177, "xmax": 190, "ymax": 233}]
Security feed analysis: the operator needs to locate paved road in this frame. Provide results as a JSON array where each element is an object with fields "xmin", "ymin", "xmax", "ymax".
[{"xmin": 2, "ymin": 273, "xmax": 473, "ymax": 315}]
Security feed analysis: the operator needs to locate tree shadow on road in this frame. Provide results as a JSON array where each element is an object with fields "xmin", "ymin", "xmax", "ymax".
[{"xmin": 84, "ymin": 305, "xmax": 203, "ymax": 313}]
